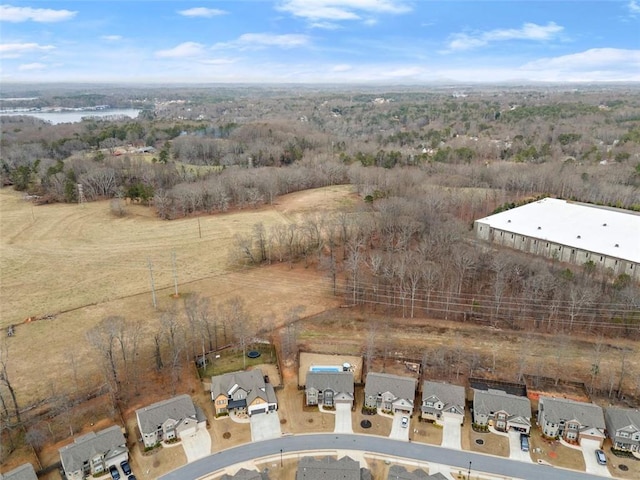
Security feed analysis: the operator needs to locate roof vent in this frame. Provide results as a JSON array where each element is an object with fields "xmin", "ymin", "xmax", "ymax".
[
  {"xmin": 507, "ymin": 219, "xmax": 511, "ymax": 223},
  {"xmin": 615, "ymin": 244, "xmax": 619, "ymax": 247},
  {"xmin": 603, "ymin": 223, "xmax": 607, "ymax": 227},
  {"xmin": 577, "ymin": 235, "xmax": 581, "ymax": 239},
  {"xmin": 537, "ymin": 226, "xmax": 542, "ymax": 230}
]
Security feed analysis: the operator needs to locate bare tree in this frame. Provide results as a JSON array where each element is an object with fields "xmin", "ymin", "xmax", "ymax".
[{"xmin": 0, "ymin": 339, "xmax": 20, "ymax": 424}]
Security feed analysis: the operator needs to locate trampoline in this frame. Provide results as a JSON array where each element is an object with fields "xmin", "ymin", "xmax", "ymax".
[{"xmin": 247, "ymin": 350, "xmax": 261, "ymax": 358}]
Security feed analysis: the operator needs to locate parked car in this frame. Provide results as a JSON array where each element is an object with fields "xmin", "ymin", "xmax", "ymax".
[
  {"xmin": 595, "ymin": 449, "xmax": 607, "ymax": 465},
  {"xmin": 401, "ymin": 416, "xmax": 409, "ymax": 428},
  {"xmin": 120, "ymin": 461, "xmax": 131, "ymax": 476},
  {"xmin": 520, "ymin": 433, "xmax": 529, "ymax": 452},
  {"xmin": 127, "ymin": 476, "xmax": 137, "ymax": 480},
  {"xmin": 109, "ymin": 465, "xmax": 120, "ymax": 480}
]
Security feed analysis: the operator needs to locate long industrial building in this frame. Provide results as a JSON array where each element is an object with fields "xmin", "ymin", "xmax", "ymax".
[{"xmin": 474, "ymin": 198, "xmax": 640, "ymax": 281}]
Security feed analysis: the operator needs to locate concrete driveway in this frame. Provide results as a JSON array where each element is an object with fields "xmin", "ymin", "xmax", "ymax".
[
  {"xmin": 507, "ymin": 430, "xmax": 532, "ymax": 462},
  {"xmin": 181, "ymin": 428, "xmax": 211, "ymax": 463},
  {"xmin": 580, "ymin": 438, "xmax": 611, "ymax": 477},
  {"xmin": 441, "ymin": 417, "xmax": 462, "ymax": 450},
  {"xmin": 388, "ymin": 414, "xmax": 409, "ymax": 441},
  {"xmin": 250, "ymin": 412, "xmax": 282, "ymax": 442},
  {"xmin": 334, "ymin": 403, "xmax": 353, "ymax": 433}
]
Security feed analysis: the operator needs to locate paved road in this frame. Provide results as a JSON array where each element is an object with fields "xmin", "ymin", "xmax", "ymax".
[{"xmin": 159, "ymin": 433, "xmax": 610, "ymax": 480}]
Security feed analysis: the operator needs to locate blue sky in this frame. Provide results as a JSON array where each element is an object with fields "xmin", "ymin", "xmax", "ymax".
[{"xmin": 1, "ymin": 1, "xmax": 639, "ymax": 84}]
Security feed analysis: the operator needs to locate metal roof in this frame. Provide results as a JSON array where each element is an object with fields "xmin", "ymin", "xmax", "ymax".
[{"xmin": 475, "ymin": 198, "xmax": 640, "ymax": 263}]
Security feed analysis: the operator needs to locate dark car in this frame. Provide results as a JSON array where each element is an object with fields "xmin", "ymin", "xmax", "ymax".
[
  {"xmin": 520, "ymin": 433, "xmax": 530, "ymax": 452},
  {"xmin": 127, "ymin": 476, "xmax": 137, "ymax": 480},
  {"xmin": 109, "ymin": 465, "xmax": 120, "ymax": 480},
  {"xmin": 120, "ymin": 460, "xmax": 132, "ymax": 476}
]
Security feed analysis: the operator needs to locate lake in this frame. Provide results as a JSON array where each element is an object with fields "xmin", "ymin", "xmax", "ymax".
[{"xmin": 0, "ymin": 108, "xmax": 141, "ymax": 125}]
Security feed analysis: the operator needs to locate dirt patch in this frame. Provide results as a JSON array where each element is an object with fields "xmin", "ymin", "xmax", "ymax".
[{"xmin": 298, "ymin": 352, "xmax": 363, "ymax": 386}]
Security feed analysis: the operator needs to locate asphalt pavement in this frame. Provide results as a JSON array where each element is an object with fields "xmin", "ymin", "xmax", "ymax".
[{"xmin": 158, "ymin": 433, "xmax": 611, "ymax": 480}]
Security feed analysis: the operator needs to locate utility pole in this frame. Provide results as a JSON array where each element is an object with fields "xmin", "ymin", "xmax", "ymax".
[
  {"xmin": 171, "ymin": 250, "xmax": 179, "ymax": 297},
  {"xmin": 197, "ymin": 217, "xmax": 202, "ymax": 239},
  {"xmin": 147, "ymin": 258, "xmax": 157, "ymax": 309},
  {"xmin": 467, "ymin": 461, "xmax": 471, "ymax": 480}
]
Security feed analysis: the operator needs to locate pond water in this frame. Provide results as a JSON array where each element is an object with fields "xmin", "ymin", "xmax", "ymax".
[{"xmin": 0, "ymin": 108, "xmax": 141, "ymax": 124}]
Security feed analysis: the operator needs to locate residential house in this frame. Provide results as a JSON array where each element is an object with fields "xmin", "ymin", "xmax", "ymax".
[
  {"xmin": 211, "ymin": 369, "xmax": 277, "ymax": 416},
  {"xmin": 220, "ymin": 468, "xmax": 270, "ymax": 480},
  {"xmin": 296, "ymin": 456, "xmax": 371, "ymax": 480},
  {"xmin": 59, "ymin": 425, "xmax": 128, "ymax": 480},
  {"xmin": 136, "ymin": 394, "xmax": 207, "ymax": 449},
  {"xmin": 305, "ymin": 371, "xmax": 354, "ymax": 407},
  {"xmin": 473, "ymin": 389, "xmax": 531, "ymax": 433},
  {"xmin": 605, "ymin": 407, "xmax": 640, "ymax": 452},
  {"xmin": 387, "ymin": 465, "xmax": 448, "ymax": 480},
  {"xmin": 364, "ymin": 372, "xmax": 417, "ymax": 415},
  {"xmin": 421, "ymin": 381, "xmax": 466, "ymax": 425},
  {"xmin": 537, "ymin": 396, "xmax": 605, "ymax": 446},
  {"xmin": 0, "ymin": 463, "xmax": 38, "ymax": 480}
]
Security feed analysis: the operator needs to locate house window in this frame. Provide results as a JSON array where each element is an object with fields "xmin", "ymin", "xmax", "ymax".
[
  {"xmin": 632, "ymin": 433, "xmax": 640, "ymax": 441},
  {"xmin": 511, "ymin": 234, "xmax": 514, "ymax": 239},
  {"xmin": 600, "ymin": 256, "xmax": 603, "ymax": 262},
  {"xmin": 619, "ymin": 431, "xmax": 630, "ymax": 438}
]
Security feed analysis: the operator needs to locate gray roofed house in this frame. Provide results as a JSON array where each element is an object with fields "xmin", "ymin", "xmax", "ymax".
[
  {"xmin": 211, "ymin": 369, "xmax": 278, "ymax": 416},
  {"xmin": 136, "ymin": 394, "xmax": 207, "ymax": 449},
  {"xmin": 387, "ymin": 465, "xmax": 448, "ymax": 480},
  {"xmin": 421, "ymin": 381, "xmax": 466, "ymax": 425},
  {"xmin": 473, "ymin": 389, "xmax": 531, "ymax": 433},
  {"xmin": 59, "ymin": 425, "xmax": 128, "ymax": 480},
  {"xmin": 220, "ymin": 468, "xmax": 270, "ymax": 480},
  {"xmin": 0, "ymin": 463, "xmax": 38, "ymax": 480},
  {"xmin": 605, "ymin": 407, "xmax": 640, "ymax": 452},
  {"xmin": 364, "ymin": 372, "xmax": 417, "ymax": 415},
  {"xmin": 305, "ymin": 371, "xmax": 354, "ymax": 407},
  {"xmin": 538, "ymin": 396, "xmax": 605, "ymax": 446},
  {"xmin": 296, "ymin": 456, "xmax": 371, "ymax": 480}
]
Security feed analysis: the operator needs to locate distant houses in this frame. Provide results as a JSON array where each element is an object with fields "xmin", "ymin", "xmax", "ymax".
[
  {"xmin": 364, "ymin": 372, "xmax": 417, "ymax": 415},
  {"xmin": 296, "ymin": 456, "xmax": 371, "ymax": 480},
  {"xmin": 211, "ymin": 369, "xmax": 277, "ymax": 417},
  {"xmin": 0, "ymin": 463, "xmax": 38, "ymax": 480},
  {"xmin": 604, "ymin": 407, "xmax": 640, "ymax": 452},
  {"xmin": 305, "ymin": 371, "xmax": 354, "ymax": 408},
  {"xmin": 421, "ymin": 381, "xmax": 465, "ymax": 425},
  {"xmin": 473, "ymin": 389, "xmax": 531, "ymax": 433},
  {"xmin": 136, "ymin": 394, "xmax": 206, "ymax": 449},
  {"xmin": 59, "ymin": 425, "xmax": 128, "ymax": 480},
  {"xmin": 537, "ymin": 396, "xmax": 605, "ymax": 446}
]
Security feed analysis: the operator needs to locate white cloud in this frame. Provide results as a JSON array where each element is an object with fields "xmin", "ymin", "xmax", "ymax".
[
  {"xmin": 155, "ymin": 42, "xmax": 206, "ymax": 58},
  {"xmin": 628, "ymin": 0, "xmax": 640, "ymax": 14},
  {"xmin": 201, "ymin": 58, "xmax": 238, "ymax": 65},
  {"xmin": 18, "ymin": 62, "xmax": 46, "ymax": 71},
  {"xmin": 445, "ymin": 22, "xmax": 564, "ymax": 52},
  {"xmin": 0, "ymin": 42, "xmax": 55, "ymax": 58},
  {"xmin": 331, "ymin": 63, "xmax": 352, "ymax": 72},
  {"xmin": 101, "ymin": 35, "xmax": 122, "ymax": 41},
  {"xmin": 278, "ymin": 0, "xmax": 410, "ymax": 22},
  {"xmin": 522, "ymin": 48, "xmax": 640, "ymax": 72},
  {"xmin": 0, "ymin": 5, "xmax": 77, "ymax": 22},
  {"xmin": 178, "ymin": 7, "xmax": 227, "ymax": 18},
  {"xmin": 213, "ymin": 33, "xmax": 310, "ymax": 50}
]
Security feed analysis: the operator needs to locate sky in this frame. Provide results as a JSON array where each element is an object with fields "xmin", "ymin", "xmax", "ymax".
[{"xmin": 1, "ymin": 1, "xmax": 639, "ymax": 84}]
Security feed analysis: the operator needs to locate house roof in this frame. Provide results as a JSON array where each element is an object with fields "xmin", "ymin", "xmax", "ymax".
[
  {"xmin": 386, "ymin": 466, "xmax": 447, "ymax": 480},
  {"xmin": 605, "ymin": 407, "xmax": 640, "ymax": 434},
  {"xmin": 136, "ymin": 394, "xmax": 197, "ymax": 435},
  {"xmin": 473, "ymin": 389, "xmax": 531, "ymax": 418},
  {"xmin": 539, "ymin": 396, "xmax": 605, "ymax": 429},
  {"xmin": 306, "ymin": 371, "xmax": 354, "ymax": 395},
  {"xmin": 59, "ymin": 425, "xmax": 126, "ymax": 474},
  {"xmin": 296, "ymin": 456, "xmax": 364, "ymax": 480},
  {"xmin": 211, "ymin": 369, "xmax": 276, "ymax": 406},
  {"xmin": 0, "ymin": 463, "xmax": 38, "ymax": 480},
  {"xmin": 475, "ymin": 197, "xmax": 640, "ymax": 263},
  {"xmin": 365, "ymin": 372, "xmax": 417, "ymax": 402},
  {"xmin": 422, "ymin": 381, "xmax": 465, "ymax": 407},
  {"xmin": 220, "ymin": 468, "xmax": 269, "ymax": 480}
]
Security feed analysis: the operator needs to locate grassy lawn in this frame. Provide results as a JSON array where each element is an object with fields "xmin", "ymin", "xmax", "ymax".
[{"xmin": 198, "ymin": 343, "xmax": 277, "ymax": 377}]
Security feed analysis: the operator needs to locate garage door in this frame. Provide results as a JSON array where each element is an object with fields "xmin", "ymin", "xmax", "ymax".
[{"xmin": 251, "ymin": 407, "xmax": 267, "ymax": 415}]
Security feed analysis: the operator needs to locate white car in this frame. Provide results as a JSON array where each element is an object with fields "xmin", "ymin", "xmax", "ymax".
[{"xmin": 401, "ymin": 416, "xmax": 409, "ymax": 428}]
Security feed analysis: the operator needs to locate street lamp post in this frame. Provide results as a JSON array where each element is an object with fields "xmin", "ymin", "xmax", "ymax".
[
  {"xmin": 467, "ymin": 461, "xmax": 472, "ymax": 480},
  {"xmin": 280, "ymin": 449, "xmax": 283, "ymax": 467}
]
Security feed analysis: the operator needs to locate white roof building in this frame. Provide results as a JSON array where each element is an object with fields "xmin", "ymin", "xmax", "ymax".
[{"xmin": 474, "ymin": 198, "xmax": 640, "ymax": 279}]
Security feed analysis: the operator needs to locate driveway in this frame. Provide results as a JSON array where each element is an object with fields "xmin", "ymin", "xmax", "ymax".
[
  {"xmin": 507, "ymin": 430, "xmax": 532, "ymax": 462},
  {"xmin": 250, "ymin": 412, "xmax": 282, "ymax": 442},
  {"xmin": 388, "ymin": 414, "xmax": 409, "ymax": 441},
  {"xmin": 580, "ymin": 438, "xmax": 611, "ymax": 477},
  {"xmin": 181, "ymin": 428, "xmax": 211, "ymax": 463},
  {"xmin": 441, "ymin": 417, "xmax": 462, "ymax": 450},
  {"xmin": 334, "ymin": 403, "xmax": 353, "ymax": 433}
]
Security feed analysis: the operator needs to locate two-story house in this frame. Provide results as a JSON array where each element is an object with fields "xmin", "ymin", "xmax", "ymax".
[
  {"xmin": 0, "ymin": 463, "xmax": 38, "ymax": 480},
  {"xmin": 296, "ymin": 456, "xmax": 370, "ymax": 480},
  {"xmin": 387, "ymin": 465, "xmax": 448, "ymax": 480},
  {"xmin": 364, "ymin": 372, "xmax": 417, "ymax": 415},
  {"xmin": 604, "ymin": 407, "xmax": 640, "ymax": 452},
  {"xmin": 537, "ymin": 396, "xmax": 605, "ymax": 446},
  {"xmin": 59, "ymin": 425, "xmax": 128, "ymax": 480},
  {"xmin": 305, "ymin": 371, "xmax": 354, "ymax": 408},
  {"xmin": 473, "ymin": 389, "xmax": 531, "ymax": 433},
  {"xmin": 136, "ymin": 394, "xmax": 207, "ymax": 449},
  {"xmin": 421, "ymin": 381, "xmax": 466, "ymax": 425},
  {"xmin": 211, "ymin": 369, "xmax": 277, "ymax": 417}
]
